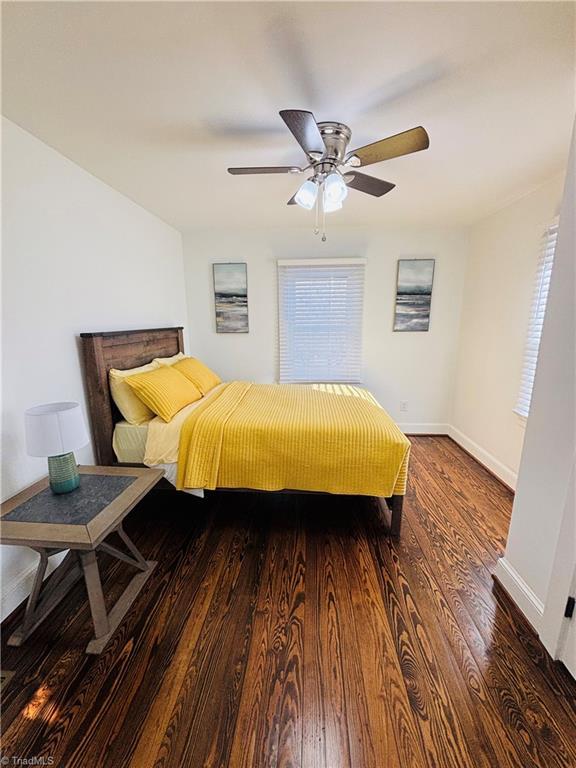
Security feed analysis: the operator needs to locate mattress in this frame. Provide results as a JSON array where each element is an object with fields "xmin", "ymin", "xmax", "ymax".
[
  {"xmin": 112, "ymin": 417, "xmax": 205, "ymax": 497},
  {"xmin": 112, "ymin": 420, "xmax": 150, "ymax": 463}
]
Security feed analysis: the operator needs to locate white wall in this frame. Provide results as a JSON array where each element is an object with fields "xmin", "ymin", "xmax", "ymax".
[
  {"xmin": 495, "ymin": 126, "xmax": 575, "ymax": 626},
  {"xmin": 183, "ymin": 225, "xmax": 468, "ymax": 431},
  {"xmin": 1, "ymin": 119, "xmax": 187, "ymax": 618},
  {"xmin": 451, "ymin": 176, "xmax": 564, "ymax": 488}
]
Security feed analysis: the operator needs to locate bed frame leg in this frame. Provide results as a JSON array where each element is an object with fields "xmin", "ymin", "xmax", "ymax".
[{"xmin": 380, "ymin": 495, "xmax": 403, "ymax": 538}]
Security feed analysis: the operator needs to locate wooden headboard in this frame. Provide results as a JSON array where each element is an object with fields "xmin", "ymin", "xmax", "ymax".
[{"xmin": 80, "ymin": 327, "xmax": 184, "ymax": 465}]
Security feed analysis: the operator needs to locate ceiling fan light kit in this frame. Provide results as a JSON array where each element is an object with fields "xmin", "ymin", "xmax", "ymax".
[
  {"xmin": 323, "ymin": 172, "xmax": 348, "ymax": 204},
  {"xmin": 294, "ymin": 178, "xmax": 318, "ymax": 210},
  {"xmin": 322, "ymin": 193, "xmax": 342, "ymax": 213},
  {"xmin": 228, "ymin": 109, "xmax": 429, "ymax": 240}
]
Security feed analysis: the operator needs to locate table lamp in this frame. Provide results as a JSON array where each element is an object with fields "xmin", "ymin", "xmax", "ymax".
[{"xmin": 25, "ymin": 402, "xmax": 89, "ymax": 494}]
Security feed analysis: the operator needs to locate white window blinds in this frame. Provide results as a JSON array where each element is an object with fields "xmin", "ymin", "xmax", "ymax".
[
  {"xmin": 514, "ymin": 221, "xmax": 558, "ymax": 418},
  {"xmin": 278, "ymin": 259, "xmax": 366, "ymax": 384}
]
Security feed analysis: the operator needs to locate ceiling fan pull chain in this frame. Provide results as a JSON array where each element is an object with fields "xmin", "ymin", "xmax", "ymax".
[
  {"xmin": 321, "ymin": 189, "xmax": 327, "ymax": 242},
  {"xmin": 314, "ymin": 191, "xmax": 320, "ymax": 235}
]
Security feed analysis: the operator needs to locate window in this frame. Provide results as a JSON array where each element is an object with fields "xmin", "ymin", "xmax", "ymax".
[
  {"xmin": 515, "ymin": 221, "xmax": 558, "ymax": 418},
  {"xmin": 277, "ymin": 259, "xmax": 366, "ymax": 384}
]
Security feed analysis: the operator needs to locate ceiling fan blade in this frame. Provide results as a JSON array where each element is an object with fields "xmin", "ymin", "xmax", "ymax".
[
  {"xmin": 343, "ymin": 172, "xmax": 395, "ymax": 197},
  {"xmin": 346, "ymin": 126, "xmax": 429, "ymax": 167},
  {"xmin": 228, "ymin": 166, "xmax": 302, "ymax": 175},
  {"xmin": 279, "ymin": 110, "xmax": 325, "ymax": 157},
  {"xmin": 344, "ymin": 62, "xmax": 446, "ymax": 121}
]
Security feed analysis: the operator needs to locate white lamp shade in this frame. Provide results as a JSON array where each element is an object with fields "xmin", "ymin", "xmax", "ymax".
[
  {"xmin": 295, "ymin": 179, "xmax": 318, "ymax": 210},
  {"xmin": 323, "ymin": 172, "xmax": 348, "ymax": 204},
  {"xmin": 25, "ymin": 402, "xmax": 89, "ymax": 457},
  {"xmin": 322, "ymin": 190, "xmax": 343, "ymax": 213}
]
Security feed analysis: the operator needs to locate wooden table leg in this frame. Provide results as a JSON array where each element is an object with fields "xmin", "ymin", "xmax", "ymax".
[
  {"xmin": 20, "ymin": 549, "xmax": 49, "ymax": 635},
  {"xmin": 97, "ymin": 524, "xmax": 148, "ymax": 571},
  {"xmin": 117, "ymin": 524, "xmax": 148, "ymax": 569},
  {"xmin": 8, "ymin": 542, "xmax": 156, "ymax": 655},
  {"xmin": 79, "ymin": 550, "xmax": 110, "ymax": 640},
  {"xmin": 7, "ymin": 549, "xmax": 82, "ymax": 647},
  {"xmin": 84, "ymin": 560, "xmax": 157, "ymax": 655},
  {"xmin": 81, "ymin": 537, "xmax": 157, "ymax": 654}
]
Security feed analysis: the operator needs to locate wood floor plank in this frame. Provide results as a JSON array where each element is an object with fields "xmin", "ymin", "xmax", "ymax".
[
  {"xmin": 2, "ymin": 439, "xmax": 575, "ymax": 768},
  {"xmin": 228, "ymin": 501, "xmax": 305, "ymax": 768},
  {"xmin": 412, "ymin": 437, "xmax": 510, "ymax": 554},
  {"xmin": 153, "ymin": 503, "xmax": 267, "ymax": 768},
  {"xmin": 125, "ymin": 522, "xmax": 234, "ymax": 767},
  {"xmin": 439, "ymin": 436, "xmax": 515, "ymax": 512},
  {"xmin": 337, "ymin": 509, "xmax": 427, "ymax": 768},
  {"xmin": 408, "ymin": 444, "xmax": 505, "ymax": 583},
  {"xmin": 302, "ymin": 509, "xmax": 351, "ymax": 768},
  {"xmin": 399, "ymin": 517, "xmax": 529, "ymax": 768},
  {"xmin": 316, "ymin": 510, "xmax": 379, "ymax": 768},
  {"xmin": 406, "ymin": 465, "xmax": 576, "ymax": 767},
  {"xmin": 367, "ymin": 517, "xmax": 487, "ymax": 768}
]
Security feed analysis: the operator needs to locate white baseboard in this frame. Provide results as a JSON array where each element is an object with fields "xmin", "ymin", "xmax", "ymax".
[
  {"xmin": 399, "ymin": 423, "xmax": 450, "ymax": 435},
  {"xmin": 0, "ymin": 552, "xmax": 66, "ymax": 622},
  {"xmin": 447, "ymin": 425, "xmax": 518, "ymax": 490},
  {"xmin": 493, "ymin": 557, "xmax": 544, "ymax": 631}
]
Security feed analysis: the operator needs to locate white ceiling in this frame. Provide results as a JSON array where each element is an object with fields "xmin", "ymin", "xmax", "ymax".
[{"xmin": 3, "ymin": 2, "xmax": 575, "ymax": 231}]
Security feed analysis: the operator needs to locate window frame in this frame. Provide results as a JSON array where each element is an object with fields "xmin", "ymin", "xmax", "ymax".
[
  {"xmin": 277, "ymin": 258, "xmax": 367, "ymax": 385},
  {"xmin": 514, "ymin": 220, "xmax": 559, "ymax": 420}
]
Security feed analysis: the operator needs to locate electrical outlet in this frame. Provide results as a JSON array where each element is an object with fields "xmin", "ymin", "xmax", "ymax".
[{"xmin": 400, "ymin": 400, "xmax": 408, "ymax": 412}]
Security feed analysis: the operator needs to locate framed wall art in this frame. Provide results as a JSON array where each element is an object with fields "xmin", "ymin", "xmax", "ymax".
[
  {"xmin": 393, "ymin": 258, "xmax": 435, "ymax": 332},
  {"xmin": 213, "ymin": 262, "xmax": 249, "ymax": 333}
]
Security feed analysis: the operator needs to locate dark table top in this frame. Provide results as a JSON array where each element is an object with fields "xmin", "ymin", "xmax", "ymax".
[
  {"xmin": 3, "ymin": 475, "xmax": 138, "ymax": 525},
  {"xmin": 0, "ymin": 466, "xmax": 164, "ymax": 549}
]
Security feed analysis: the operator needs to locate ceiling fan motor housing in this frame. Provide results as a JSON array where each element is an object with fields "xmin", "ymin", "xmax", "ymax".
[{"xmin": 316, "ymin": 122, "xmax": 352, "ymax": 164}]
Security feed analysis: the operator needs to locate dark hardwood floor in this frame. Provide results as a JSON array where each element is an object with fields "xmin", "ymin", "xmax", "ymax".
[{"xmin": 1, "ymin": 436, "xmax": 575, "ymax": 767}]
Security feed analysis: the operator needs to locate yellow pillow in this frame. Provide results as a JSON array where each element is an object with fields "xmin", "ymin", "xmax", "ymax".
[
  {"xmin": 125, "ymin": 366, "xmax": 202, "ymax": 422},
  {"xmin": 173, "ymin": 357, "xmax": 221, "ymax": 395},
  {"xmin": 109, "ymin": 361, "xmax": 160, "ymax": 425},
  {"xmin": 153, "ymin": 352, "xmax": 186, "ymax": 366}
]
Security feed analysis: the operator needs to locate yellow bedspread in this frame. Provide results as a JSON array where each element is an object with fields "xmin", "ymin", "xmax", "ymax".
[{"xmin": 174, "ymin": 382, "xmax": 410, "ymax": 497}]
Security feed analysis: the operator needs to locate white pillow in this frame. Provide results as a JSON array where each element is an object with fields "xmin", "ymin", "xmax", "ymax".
[{"xmin": 153, "ymin": 352, "xmax": 186, "ymax": 366}]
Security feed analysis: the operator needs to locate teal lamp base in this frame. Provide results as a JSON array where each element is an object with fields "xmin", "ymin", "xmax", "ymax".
[{"xmin": 48, "ymin": 452, "xmax": 80, "ymax": 494}]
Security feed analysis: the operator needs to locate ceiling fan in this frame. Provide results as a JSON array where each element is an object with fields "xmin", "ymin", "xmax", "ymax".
[{"xmin": 228, "ymin": 109, "xmax": 429, "ymax": 237}]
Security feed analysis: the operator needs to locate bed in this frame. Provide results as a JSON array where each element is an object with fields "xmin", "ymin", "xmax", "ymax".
[{"xmin": 80, "ymin": 327, "xmax": 408, "ymax": 536}]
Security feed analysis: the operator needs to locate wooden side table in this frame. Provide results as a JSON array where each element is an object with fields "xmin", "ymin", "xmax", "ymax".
[{"xmin": 0, "ymin": 465, "xmax": 163, "ymax": 654}]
